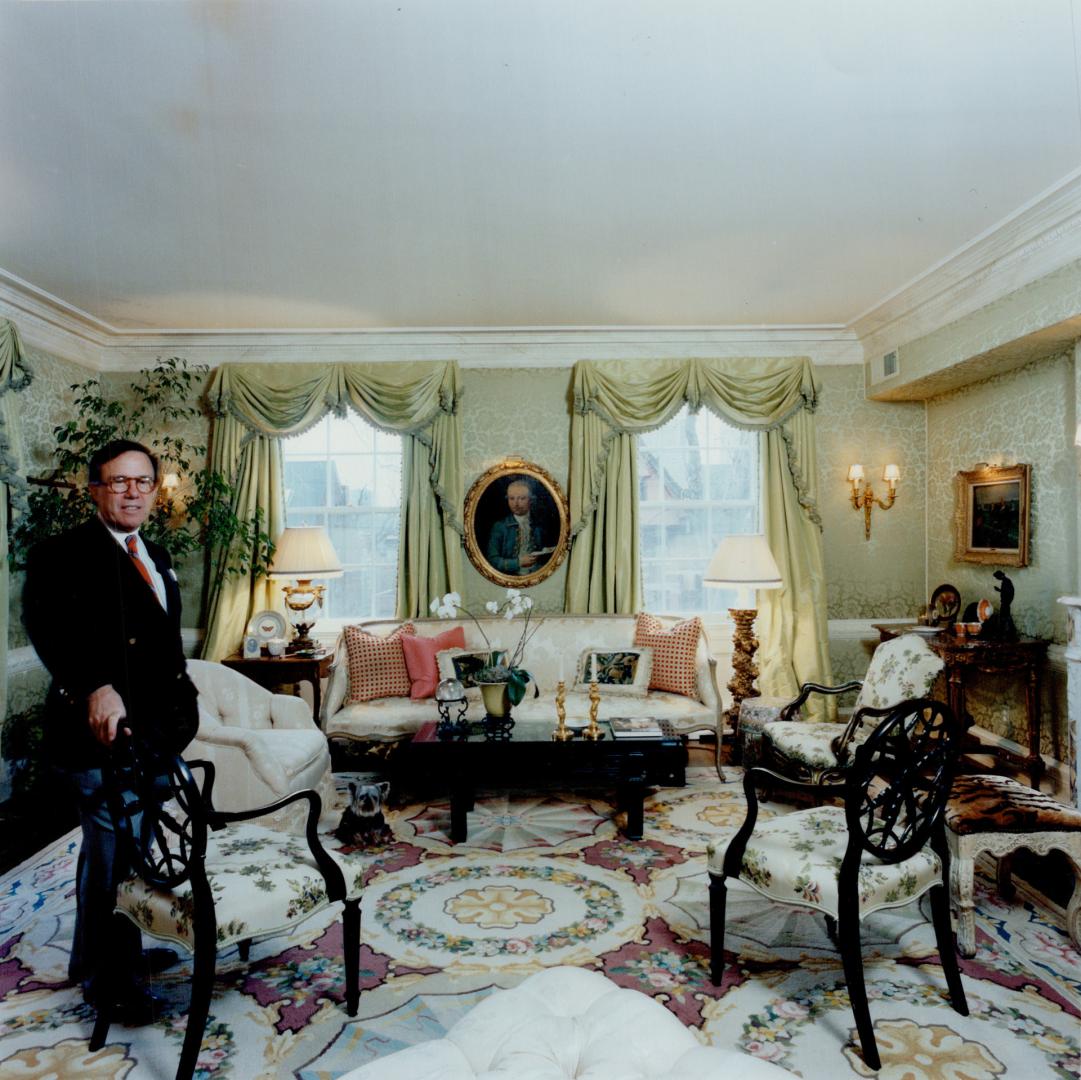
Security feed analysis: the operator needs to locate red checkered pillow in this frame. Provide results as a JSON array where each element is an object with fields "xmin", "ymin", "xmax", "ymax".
[
  {"xmin": 633, "ymin": 613, "xmax": 702, "ymax": 698},
  {"xmin": 343, "ymin": 623, "xmax": 416, "ymax": 704}
]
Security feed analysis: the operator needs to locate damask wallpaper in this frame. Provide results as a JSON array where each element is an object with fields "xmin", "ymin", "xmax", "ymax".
[
  {"xmin": 6, "ymin": 346, "xmax": 96, "ymax": 651},
  {"xmin": 925, "ymin": 350, "xmax": 1075, "ymax": 758},
  {"xmin": 460, "ymin": 366, "xmax": 572, "ymax": 615},
  {"xmin": 814, "ymin": 365, "xmax": 927, "ymax": 620},
  {"xmin": 926, "ymin": 350, "xmax": 1074, "ymax": 645}
]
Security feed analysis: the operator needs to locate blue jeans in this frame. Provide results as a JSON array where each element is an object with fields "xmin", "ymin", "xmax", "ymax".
[{"xmin": 65, "ymin": 767, "xmax": 143, "ymax": 993}]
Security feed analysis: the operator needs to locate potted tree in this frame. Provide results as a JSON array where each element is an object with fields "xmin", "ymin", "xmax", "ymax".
[{"xmin": 9, "ymin": 357, "xmax": 274, "ymax": 612}]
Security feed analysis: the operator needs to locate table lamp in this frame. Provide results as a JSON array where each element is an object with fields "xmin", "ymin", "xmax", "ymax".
[
  {"xmin": 703, "ymin": 533, "xmax": 783, "ymax": 737},
  {"xmin": 267, "ymin": 526, "xmax": 343, "ymax": 651}
]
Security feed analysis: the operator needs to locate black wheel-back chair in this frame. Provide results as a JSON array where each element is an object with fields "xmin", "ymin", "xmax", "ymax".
[
  {"xmin": 89, "ymin": 736, "xmax": 360, "ymax": 1080},
  {"xmin": 709, "ymin": 697, "xmax": 968, "ymax": 1070}
]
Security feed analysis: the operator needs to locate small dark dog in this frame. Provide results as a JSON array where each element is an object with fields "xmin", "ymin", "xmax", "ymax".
[{"xmin": 335, "ymin": 781, "xmax": 392, "ymax": 846}]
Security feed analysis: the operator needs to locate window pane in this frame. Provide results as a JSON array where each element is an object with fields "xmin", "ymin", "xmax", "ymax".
[
  {"xmin": 637, "ymin": 405, "xmax": 759, "ymax": 617},
  {"xmin": 283, "ymin": 414, "xmax": 402, "ymax": 620},
  {"xmin": 284, "ymin": 460, "xmax": 329, "ymax": 510}
]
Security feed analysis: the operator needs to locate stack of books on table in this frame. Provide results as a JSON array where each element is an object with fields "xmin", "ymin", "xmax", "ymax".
[{"xmin": 609, "ymin": 717, "xmax": 664, "ymax": 738}]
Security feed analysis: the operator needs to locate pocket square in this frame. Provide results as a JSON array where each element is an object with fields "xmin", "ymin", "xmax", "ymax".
[{"xmin": 167, "ymin": 568, "xmax": 178, "ymax": 581}]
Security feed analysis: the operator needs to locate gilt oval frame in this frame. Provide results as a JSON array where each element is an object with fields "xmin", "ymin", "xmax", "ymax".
[{"xmin": 463, "ymin": 459, "xmax": 570, "ymax": 588}]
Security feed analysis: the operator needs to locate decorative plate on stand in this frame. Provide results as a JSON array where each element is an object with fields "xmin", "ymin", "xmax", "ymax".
[
  {"xmin": 929, "ymin": 584, "xmax": 961, "ymax": 626},
  {"xmin": 247, "ymin": 610, "xmax": 288, "ymax": 642}
]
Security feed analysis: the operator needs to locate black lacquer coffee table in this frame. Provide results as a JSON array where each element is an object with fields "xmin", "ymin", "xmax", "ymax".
[{"xmin": 407, "ymin": 718, "xmax": 687, "ymax": 842}]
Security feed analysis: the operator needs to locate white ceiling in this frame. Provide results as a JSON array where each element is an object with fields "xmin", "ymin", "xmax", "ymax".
[{"xmin": 2, "ymin": 0, "xmax": 1081, "ymax": 334}]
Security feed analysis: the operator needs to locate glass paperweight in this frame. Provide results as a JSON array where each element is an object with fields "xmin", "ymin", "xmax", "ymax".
[
  {"xmin": 436, "ymin": 677, "xmax": 465, "ymax": 702},
  {"xmin": 435, "ymin": 678, "xmax": 469, "ymax": 738}
]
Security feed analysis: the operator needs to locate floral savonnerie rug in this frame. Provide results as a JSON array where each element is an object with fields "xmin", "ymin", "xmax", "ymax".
[{"xmin": 0, "ymin": 767, "xmax": 1078, "ymax": 1079}]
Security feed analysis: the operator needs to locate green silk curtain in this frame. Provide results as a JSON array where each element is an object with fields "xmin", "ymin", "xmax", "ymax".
[
  {"xmin": 0, "ymin": 320, "xmax": 32, "ymax": 728},
  {"xmin": 566, "ymin": 357, "xmax": 831, "ymax": 711},
  {"xmin": 201, "ymin": 361, "xmax": 463, "ymax": 661}
]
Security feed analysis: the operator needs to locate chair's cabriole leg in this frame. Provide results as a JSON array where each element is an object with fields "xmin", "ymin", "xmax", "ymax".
[
  {"xmin": 88, "ymin": 995, "xmax": 112, "ymax": 1052},
  {"xmin": 948, "ymin": 830, "xmax": 977, "ymax": 959},
  {"xmin": 343, "ymin": 899, "xmax": 361, "ymax": 1016},
  {"xmin": 177, "ymin": 925, "xmax": 216, "ymax": 1080},
  {"xmin": 708, "ymin": 874, "xmax": 727, "ymax": 986},
  {"xmin": 929, "ymin": 883, "xmax": 968, "ymax": 1016},
  {"xmin": 838, "ymin": 907, "xmax": 879, "ymax": 1071}
]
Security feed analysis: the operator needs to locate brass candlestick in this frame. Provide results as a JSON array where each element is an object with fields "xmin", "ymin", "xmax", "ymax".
[
  {"xmin": 582, "ymin": 679, "xmax": 603, "ymax": 740},
  {"xmin": 552, "ymin": 680, "xmax": 574, "ymax": 741}
]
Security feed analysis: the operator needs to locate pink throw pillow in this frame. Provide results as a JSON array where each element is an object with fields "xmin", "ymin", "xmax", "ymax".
[
  {"xmin": 402, "ymin": 626, "xmax": 467, "ymax": 700},
  {"xmin": 633, "ymin": 613, "xmax": 702, "ymax": 698},
  {"xmin": 343, "ymin": 623, "xmax": 416, "ymax": 705}
]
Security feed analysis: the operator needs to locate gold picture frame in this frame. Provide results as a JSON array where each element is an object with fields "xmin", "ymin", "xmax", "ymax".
[
  {"xmin": 464, "ymin": 459, "xmax": 570, "ymax": 588},
  {"xmin": 953, "ymin": 463, "xmax": 1031, "ymax": 567}
]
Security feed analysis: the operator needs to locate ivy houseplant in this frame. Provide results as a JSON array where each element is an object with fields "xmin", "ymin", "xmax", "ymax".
[
  {"xmin": 430, "ymin": 588, "xmax": 542, "ymax": 717},
  {"xmin": 9, "ymin": 358, "xmax": 275, "ymax": 610}
]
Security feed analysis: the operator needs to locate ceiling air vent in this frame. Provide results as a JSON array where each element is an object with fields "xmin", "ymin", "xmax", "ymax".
[{"xmin": 870, "ymin": 349, "xmax": 899, "ymax": 384}]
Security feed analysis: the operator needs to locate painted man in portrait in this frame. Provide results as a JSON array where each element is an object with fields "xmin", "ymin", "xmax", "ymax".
[{"xmin": 486, "ymin": 477, "xmax": 555, "ymax": 575}]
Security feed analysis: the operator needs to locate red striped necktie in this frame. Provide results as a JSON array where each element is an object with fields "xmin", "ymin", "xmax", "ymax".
[{"xmin": 125, "ymin": 534, "xmax": 157, "ymax": 595}]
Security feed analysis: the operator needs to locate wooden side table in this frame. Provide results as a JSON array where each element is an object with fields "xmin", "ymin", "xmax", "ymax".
[
  {"xmin": 872, "ymin": 625, "xmax": 1049, "ymax": 788},
  {"xmin": 221, "ymin": 652, "xmax": 334, "ymax": 725}
]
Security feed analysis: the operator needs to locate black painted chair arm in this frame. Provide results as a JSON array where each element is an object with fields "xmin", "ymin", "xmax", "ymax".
[
  {"xmin": 211, "ymin": 789, "xmax": 349, "ymax": 902},
  {"xmin": 778, "ymin": 680, "xmax": 862, "ymax": 722},
  {"xmin": 184, "ymin": 759, "xmax": 217, "ymax": 813},
  {"xmin": 211, "ymin": 787, "xmax": 322, "ymax": 828},
  {"xmin": 830, "ymin": 702, "xmax": 898, "ymax": 763}
]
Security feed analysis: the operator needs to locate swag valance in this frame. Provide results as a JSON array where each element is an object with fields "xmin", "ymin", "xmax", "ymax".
[
  {"xmin": 202, "ymin": 361, "xmax": 464, "ymax": 661},
  {"xmin": 566, "ymin": 356, "xmax": 830, "ymax": 711}
]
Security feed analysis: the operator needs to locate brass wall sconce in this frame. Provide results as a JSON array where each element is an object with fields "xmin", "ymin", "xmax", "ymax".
[
  {"xmin": 848, "ymin": 463, "xmax": 900, "ymax": 540},
  {"xmin": 156, "ymin": 471, "xmax": 180, "ymax": 511}
]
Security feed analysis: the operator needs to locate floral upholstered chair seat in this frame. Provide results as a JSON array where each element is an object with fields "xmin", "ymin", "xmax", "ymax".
[
  {"xmin": 757, "ymin": 635, "xmax": 945, "ymax": 785},
  {"xmin": 116, "ymin": 819, "xmax": 362, "ymax": 950},
  {"xmin": 707, "ymin": 805, "xmax": 942, "ymax": 915}
]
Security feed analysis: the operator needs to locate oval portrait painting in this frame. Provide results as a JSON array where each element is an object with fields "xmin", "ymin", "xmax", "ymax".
[{"xmin": 464, "ymin": 460, "xmax": 570, "ymax": 588}]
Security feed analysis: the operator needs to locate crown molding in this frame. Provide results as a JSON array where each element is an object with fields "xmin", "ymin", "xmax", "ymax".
[
  {"xmin": 0, "ymin": 269, "xmax": 112, "ymax": 369},
  {"xmin": 101, "ymin": 325, "xmax": 862, "ymax": 370},
  {"xmin": 850, "ymin": 167, "xmax": 1081, "ymax": 361},
  {"xmin": 0, "ymin": 266, "xmax": 865, "ymax": 370}
]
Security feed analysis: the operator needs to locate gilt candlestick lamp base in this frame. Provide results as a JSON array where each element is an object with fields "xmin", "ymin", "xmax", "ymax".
[
  {"xmin": 726, "ymin": 608, "xmax": 760, "ymax": 740},
  {"xmin": 582, "ymin": 681, "xmax": 603, "ymax": 740},
  {"xmin": 552, "ymin": 680, "xmax": 574, "ymax": 741}
]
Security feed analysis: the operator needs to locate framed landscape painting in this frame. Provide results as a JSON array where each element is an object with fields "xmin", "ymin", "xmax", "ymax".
[{"xmin": 953, "ymin": 463, "xmax": 1031, "ymax": 567}]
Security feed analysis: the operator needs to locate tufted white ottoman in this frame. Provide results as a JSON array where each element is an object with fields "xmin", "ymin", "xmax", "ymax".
[{"xmin": 339, "ymin": 966, "xmax": 795, "ymax": 1079}]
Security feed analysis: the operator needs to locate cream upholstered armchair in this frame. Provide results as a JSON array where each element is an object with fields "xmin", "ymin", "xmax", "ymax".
[
  {"xmin": 742, "ymin": 634, "xmax": 945, "ymax": 789},
  {"xmin": 185, "ymin": 659, "xmax": 335, "ymax": 830}
]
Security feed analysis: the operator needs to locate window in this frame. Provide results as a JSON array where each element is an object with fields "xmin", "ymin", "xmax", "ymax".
[
  {"xmin": 283, "ymin": 414, "xmax": 402, "ymax": 618},
  {"xmin": 638, "ymin": 405, "xmax": 759, "ymax": 615}
]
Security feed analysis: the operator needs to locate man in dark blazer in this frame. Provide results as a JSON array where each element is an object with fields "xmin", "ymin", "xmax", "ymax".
[{"xmin": 24, "ymin": 439, "xmax": 198, "ymax": 1022}]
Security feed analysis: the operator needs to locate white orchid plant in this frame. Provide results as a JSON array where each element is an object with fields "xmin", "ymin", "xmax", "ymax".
[{"xmin": 429, "ymin": 588, "xmax": 542, "ymax": 705}]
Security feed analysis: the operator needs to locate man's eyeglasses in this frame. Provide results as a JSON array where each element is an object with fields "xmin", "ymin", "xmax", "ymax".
[{"xmin": 92, "ymin": 476, "xmax": 157, "ymax": 494}]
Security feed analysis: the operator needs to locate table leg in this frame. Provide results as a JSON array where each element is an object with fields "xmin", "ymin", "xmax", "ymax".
[
  {"xmin": 618, "ymin": 752, "xmax": 647, "ymax": 840},
  {"xmin": 450, "ymin": 781, "xmax": 471, "ymax": 843},
  {"xmin": 1025, "ymin": 666, "xmax": 1044, "ymax": 789}
]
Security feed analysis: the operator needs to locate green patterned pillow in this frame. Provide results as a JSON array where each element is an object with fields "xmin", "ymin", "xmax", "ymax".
[{"xmin": 574, "ymin": 647, "xmax": 654, "ymax": 697}]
